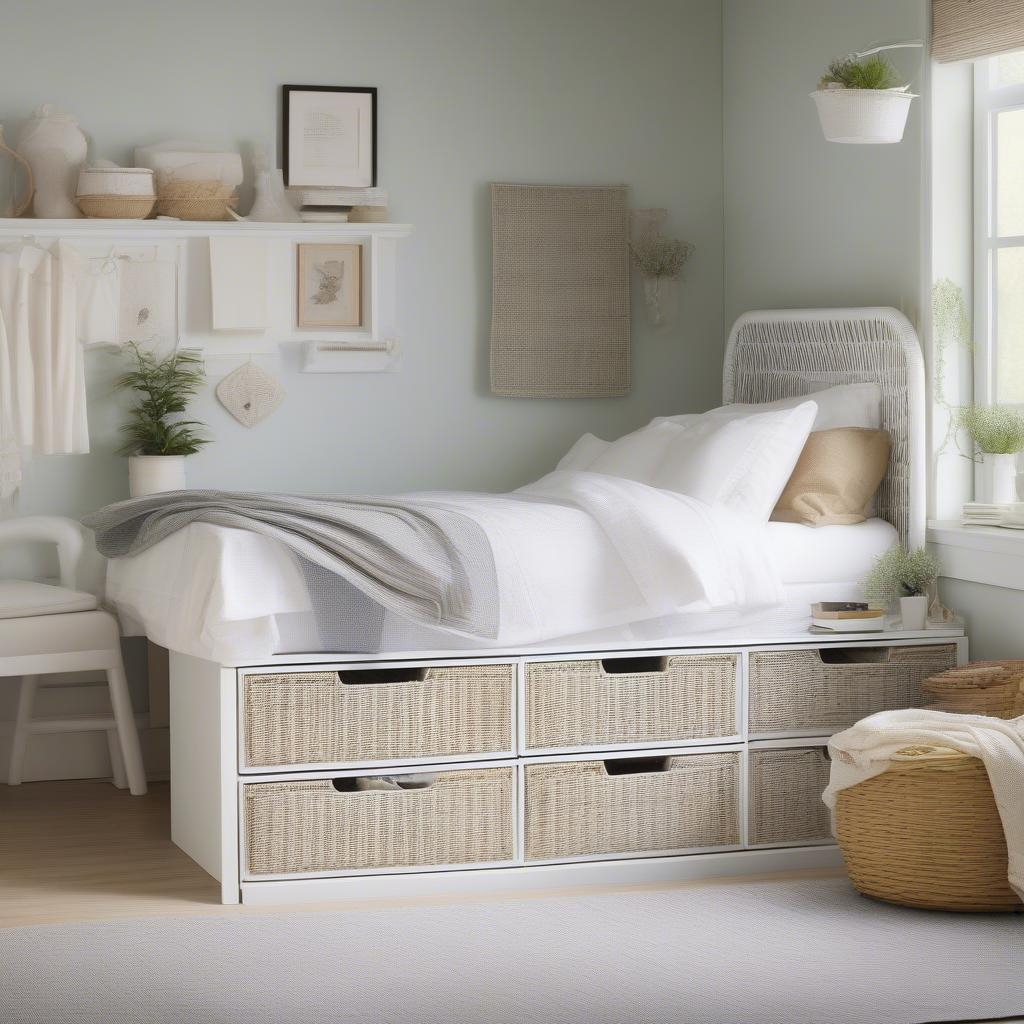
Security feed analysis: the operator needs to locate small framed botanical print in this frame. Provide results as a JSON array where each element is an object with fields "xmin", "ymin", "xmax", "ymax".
[
  {"xmin": 297, "ymin": 243, "xmax": 362, "ymax": 328},
  {"xmin": 283, "ymin": 85, "xmax": 377, "ymax": 188}
]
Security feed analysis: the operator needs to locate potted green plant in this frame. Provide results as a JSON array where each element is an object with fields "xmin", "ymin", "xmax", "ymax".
[
  {"xmin": 864, "ymin": 545, "xmax": 942, "ymax": 630},
  {"xmin": 811, "ymin": 54, "xmax": 916, "ymax": 144},
  {"xmin": 629, "ymin": 237, "xmax": 694, "ymax": 328},
  {"xmin": 116, "ymin": 343, "xmax": 210, "ymax": 497},
  {"xmin": 957, "ymin": 404, "xmax": 1024, "ymax": 505}
]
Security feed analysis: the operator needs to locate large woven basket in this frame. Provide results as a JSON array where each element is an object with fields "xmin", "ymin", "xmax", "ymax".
[
  {"xmin": 835, "ymin": 745, "xmax": 1021, "ymax": 912},
  {"xmin": 154, "ymin": 179, "xmax": 238, "ymax": 221},
  {"xmin": 836, "ymin": 659, "xmax": 1024, "ymax": 913}
]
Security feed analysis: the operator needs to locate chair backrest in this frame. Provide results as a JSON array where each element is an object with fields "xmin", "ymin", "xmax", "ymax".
[{"xmin": 0, "ymin": 516, "xmax": 88, "ymax": 590}]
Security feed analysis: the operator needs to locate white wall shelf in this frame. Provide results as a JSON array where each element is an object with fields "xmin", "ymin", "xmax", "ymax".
[{"xmin": 0, "ymin": 218, "xmax": 412, "ymax": 239}]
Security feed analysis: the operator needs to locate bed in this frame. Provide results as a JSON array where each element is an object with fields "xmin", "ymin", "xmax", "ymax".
[{"xmin": 103, "ymin": 306, "xmax": 925, "ymax": 663}]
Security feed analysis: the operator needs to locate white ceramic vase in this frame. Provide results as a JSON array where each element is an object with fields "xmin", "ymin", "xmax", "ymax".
[
  {"xmin": 128, "ymin": 455, "xmax": 186, "ymax": 497},
  {"xmin": 976, "ymin": 452, "xmax": 1019, "ymax": 505},
  {"xmin": 899, "ymin": 595, "xmax": 929, "ymax": 631},
  {"xmin": 17, "ymin": 105, "xmax": 87, "ymax": 219}
]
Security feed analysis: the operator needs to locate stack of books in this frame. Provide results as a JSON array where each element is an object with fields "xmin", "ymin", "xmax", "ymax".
[
  {"xmin": 809, "ymin": 602, "xmax": 885, "ymax": 633},
  {"xmin": 289, "ymin": 187, "xmax": 389, "ymax": 223},
  {"xmin": 960, "ymin": 502, "xmax": 1006, "ymax": 527}
]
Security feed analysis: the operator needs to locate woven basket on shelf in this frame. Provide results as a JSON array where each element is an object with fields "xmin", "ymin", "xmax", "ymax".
[
  {"xmin": 154, "ymin": 179, "xmax": 237, "ymax": 221},
  {"xmin": 836, "ymin": 659, "xmax": 1024, "ymax": 913},
  {"xmin": 76, "ymin": 194, "xmax": 155, "ymax": 219}
]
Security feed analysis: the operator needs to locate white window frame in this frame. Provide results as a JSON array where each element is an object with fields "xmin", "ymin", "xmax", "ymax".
[{"xmin": 973, "ymin": 59, "xmax": 1024, "ymax": 406}]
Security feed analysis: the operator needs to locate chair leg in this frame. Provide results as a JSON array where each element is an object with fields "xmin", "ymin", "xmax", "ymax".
[
  {"xmin": 7, "ymin": 675, "xmax": 38, "ymax": 786},
  {"xmin": 106, "ymin": 729, "xmax": 128, "ymax": 790},
  {"xmin": 105, "ymin": 656, "xmax": 147, "ymax": 796}
]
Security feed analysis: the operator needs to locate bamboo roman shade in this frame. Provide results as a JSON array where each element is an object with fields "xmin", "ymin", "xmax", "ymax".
[{"xmin": 932, "ymin": 0, "xmax": 1024, "ymax": 63}]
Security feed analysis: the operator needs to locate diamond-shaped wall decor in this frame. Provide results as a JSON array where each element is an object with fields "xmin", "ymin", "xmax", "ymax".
[{"xmin": 215, "ymin": 362, "xmax": 285, "ymax": 428}]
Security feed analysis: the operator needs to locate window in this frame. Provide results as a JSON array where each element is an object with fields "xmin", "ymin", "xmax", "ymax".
[{"xmin": 975, "ymin": 52, "xmax": 1024, "ymax": 405}]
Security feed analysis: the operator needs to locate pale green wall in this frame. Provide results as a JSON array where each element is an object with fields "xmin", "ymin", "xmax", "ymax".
[
  {"xmin": 723, "ymin": 0, "xmax": 928, "ymax": 326},
  {"xmin": 3, "ymin": 0, "xmax": 726, "ymax": 523}
]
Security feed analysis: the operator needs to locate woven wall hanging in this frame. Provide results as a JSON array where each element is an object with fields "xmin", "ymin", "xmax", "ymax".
[
  {"xmin": 216, "ymin": 361, "xmax": 284, "ymax": 428},
  {"xmin": 490, "ymin": 183, "xmax": 630, "ymax": 398}
]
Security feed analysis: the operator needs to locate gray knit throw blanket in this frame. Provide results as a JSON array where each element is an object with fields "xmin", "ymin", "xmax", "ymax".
[{"xmin": 83, "ymin": 490, "xmax": 499, "ymax": 639}]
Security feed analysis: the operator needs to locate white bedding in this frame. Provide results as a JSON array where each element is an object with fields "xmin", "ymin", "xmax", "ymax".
[{"xmin": 106, "ymin": 479, "xmax": 897, "ymax": 664}]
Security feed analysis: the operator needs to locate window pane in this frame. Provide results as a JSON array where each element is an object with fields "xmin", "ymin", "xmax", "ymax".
[
  {"xmin": 997, "ymin": 107, "xmax": 1024, "ymax": 237},
  {"xmin": 995, "ymin": 50, "xmax": 1024, "ymax": 88},
  {"xmin": 996, "ymin": 246, "xmax": 1024, "ymax": 404}
]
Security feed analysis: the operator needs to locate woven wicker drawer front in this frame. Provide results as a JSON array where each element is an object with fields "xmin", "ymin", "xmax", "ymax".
[
  {"xmin": 242, "ymin": 664, "xmax": 514, "ymax": 767},
  {"xmin": 524, "ymin": 751, "xmax": 741, "ymax": 861},
  {"xmin": 748, "ymin": 644, "xmax": 958, "ymax": 734},
  {"xmin": 749, "ymin": 746, "xmax": 833, "ymax": 846},
  {"xmin": 525, "ymin": 654, "xmax": 738, "ymax": 750},
  {"xmin": 244, "ymin": 767, "xmax": 515, "ymax": 877}
]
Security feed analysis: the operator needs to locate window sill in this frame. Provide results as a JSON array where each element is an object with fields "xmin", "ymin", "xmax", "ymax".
[{"xmin": 928, "ymin": 519, "xmax": 1024, "ymax": 591}]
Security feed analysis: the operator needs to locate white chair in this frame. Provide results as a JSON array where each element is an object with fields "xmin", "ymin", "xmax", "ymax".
[{"xmin": 0, "ymin": 516, "xmax": 146, "ymax": 795}]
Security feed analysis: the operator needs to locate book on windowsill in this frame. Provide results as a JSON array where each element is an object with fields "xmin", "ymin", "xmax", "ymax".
[{"xmin": 810, "ymin": 601, "xmax": 884, "ymax": 632}]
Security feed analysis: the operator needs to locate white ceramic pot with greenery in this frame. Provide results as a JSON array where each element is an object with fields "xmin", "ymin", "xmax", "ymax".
[
  {"xmin": 811, "ymin": 55, "xmax": 916, "ymax": 144},
  {"xmin": 629, "ymin": 237, "xmax": 694, "ymax": 328},
  {"xmin": 117, "ymin": 343, "xmax": 210, "ymax": 498},
  {"xmin": 864, "ymin": 545, "xmax": 941, "ymax": 630},
  {"xmin": 958, "ymin": 405, "xmax": 1024, "ymax": 505}
]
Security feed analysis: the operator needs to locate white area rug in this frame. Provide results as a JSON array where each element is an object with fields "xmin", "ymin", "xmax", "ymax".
[{"xmin": 1, "ymin": 878, "xmax": 1021, "ymax": 1024}]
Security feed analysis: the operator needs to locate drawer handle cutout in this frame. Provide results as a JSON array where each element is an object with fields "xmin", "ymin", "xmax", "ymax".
[
  {"xmin": 332, "ymin": 774, "xmax": 437, "ymax": 793},
  {"xmin": 818, "ymin": 748, "xmax": 832, "ymax": 762},
  {"xmin": 336, "ymin": 667, "xmax": 429, "ymax": 686},
  {"xmin": 603, "ymin": 756, "xmax": 670, "ymax": 776},
  {"xmin": 600, "ymin": 656, "xmax": 668, "ymax": 675},
  {"xmin": 816, "ymin": 647, "xmax": 891, "ymax": 666}
]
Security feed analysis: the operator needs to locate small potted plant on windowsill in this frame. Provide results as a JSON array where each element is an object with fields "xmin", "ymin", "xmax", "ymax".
[
  {"xmin": 811, "ymin": 54, "xmax": 916, "ymax": 144},
  {"xmin": 957, "ymin": 404, "xmax": 1024, "ymax": 505},
  {"xmin": 864, "ymin": 545, "xmax": 942, "ymax": 630},
  {"xmin": 117, "ymin": 343, "xmax": 210, "ymax": 497}
]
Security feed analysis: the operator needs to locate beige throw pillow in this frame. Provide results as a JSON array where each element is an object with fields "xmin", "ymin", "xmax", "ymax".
[{"xmin": 772, "ymin": 427, "xmax": 891, "ymax": 527}]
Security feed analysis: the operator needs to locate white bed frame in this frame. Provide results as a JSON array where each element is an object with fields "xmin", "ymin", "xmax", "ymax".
[{"xmin": 166, "ymin": 308, "xmax": 963, "ymax": 906}]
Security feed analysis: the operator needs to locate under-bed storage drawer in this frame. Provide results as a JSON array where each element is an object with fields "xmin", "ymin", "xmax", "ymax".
[
  {"xmin": 524, "ymin": 653, "xmax": 739, "ymax": 752},
  {"xmin": 523, "ymin": 749, "xmax": 742, "ymax": 862},
  {"xmin": 243, "ymin": 765, "xmax": 516, "ymax": 878},
  {"xmin": 747, "ymin": 644, "xmax": 958, "ymax": 735},
  {"xmin": 241, "ymin": 663, "xmax": 515, "ymax": 769},
  {"xmin": 748, "ymin": 743, "xmax": 833, "ymax": 847}
]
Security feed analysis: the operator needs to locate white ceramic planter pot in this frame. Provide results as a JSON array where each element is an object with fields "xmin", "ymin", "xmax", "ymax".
[
  {"xmin": 811, "ymin": 88, "xmax": 916, "ymax": 144},
  {"xmin": 976, "ymin": 452, "xmax": 1019, "ymax": 505},
  {"xmin": 128, "ymin": 455, "xmax": 186, "ymax": 497},
  {"xmin": 899, "ymin": 595, "xmax": 929, "ymax": 631}
]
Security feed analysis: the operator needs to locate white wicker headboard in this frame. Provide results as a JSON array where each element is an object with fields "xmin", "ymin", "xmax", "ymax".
[{"xmin": 723, "ymin": 307, "xmax": 925, "ymax": 549}]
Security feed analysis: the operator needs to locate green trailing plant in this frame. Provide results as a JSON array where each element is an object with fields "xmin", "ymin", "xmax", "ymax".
[
  {"xmin": 957, "ymin": 404, "xmax": 1024, "ymax": 456},
  {"xmin": 932, "ymin": 278, "xmax": 972, "ymax": 408},
  {"xmin": 864, "ymin": 545, "xmax": 942, "ymax": 606},
  {"xmin": 116, "ymin": 343, "xmax": 211, "ymax": 457},
  {"xmin": 820, "ymin": 54, "xmax": 902, "ymax": 91},
  {"xmin": 629, "ymin": 238, "xmax": 694, "ymax": 279}
]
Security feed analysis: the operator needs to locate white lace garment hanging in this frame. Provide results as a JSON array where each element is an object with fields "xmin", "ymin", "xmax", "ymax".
[{"xmin": 0, "ymin": 240, "xmax": 89, "ymax": 499}]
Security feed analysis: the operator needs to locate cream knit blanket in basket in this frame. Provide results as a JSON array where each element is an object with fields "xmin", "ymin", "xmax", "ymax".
[{"xmin": 823, "ymin": 708, "xmax": 1024, "ymax": 901}]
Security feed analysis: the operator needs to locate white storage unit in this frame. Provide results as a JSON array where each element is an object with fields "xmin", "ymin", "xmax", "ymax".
[{"xmin": 168, "ymin": 627, "xmax": 966, "ymax": 906}]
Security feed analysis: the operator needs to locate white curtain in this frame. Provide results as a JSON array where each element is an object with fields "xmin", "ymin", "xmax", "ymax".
[{"xmin": 0, "ymin": 241, "xmax": 89, "ymax": 501}]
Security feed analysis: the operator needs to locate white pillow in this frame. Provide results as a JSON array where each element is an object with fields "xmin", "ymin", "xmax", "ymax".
[
  {"xmin": 559, "ymin": 401, "xmax": 818, "ymax": 521},
  {"xmin": 658, "ymin": 382, "xmax": 882, "ymax": 433}
]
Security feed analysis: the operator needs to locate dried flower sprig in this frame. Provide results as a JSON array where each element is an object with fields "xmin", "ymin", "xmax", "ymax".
[{"xmin": 629, "ymin": 238, "xmax": 694, "ymax": 280}]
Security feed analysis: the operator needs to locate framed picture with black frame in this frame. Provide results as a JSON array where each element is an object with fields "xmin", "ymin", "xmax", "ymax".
[{"xmin": 282, "ymin": 85, "xmax": 377, "ymax": 189}]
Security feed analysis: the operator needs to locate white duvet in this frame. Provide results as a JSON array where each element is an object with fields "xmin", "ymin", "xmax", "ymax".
[{"xmin": 106, "ymin": 470, "xmax": 784, "ymax": 663}]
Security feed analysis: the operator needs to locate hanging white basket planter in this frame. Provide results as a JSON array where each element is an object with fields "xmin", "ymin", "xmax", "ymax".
[{"xmin": 811, "ymin": 87, "xmax": 916, "ymax": 144}]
